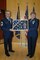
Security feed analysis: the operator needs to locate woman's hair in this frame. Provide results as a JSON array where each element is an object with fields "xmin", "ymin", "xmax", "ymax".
[{"xmin": 30, "ymin": 12, "xmax": 36, "ymax": 15}]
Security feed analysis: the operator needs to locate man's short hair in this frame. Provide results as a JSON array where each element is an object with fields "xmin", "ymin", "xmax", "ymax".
[
  {"xmin": 5, "ymin": 10, "xmax": 11, "ymax": 13},
  {"xmin": 30, "ymin": 12, "xmax": 36, "ymax": 15}
]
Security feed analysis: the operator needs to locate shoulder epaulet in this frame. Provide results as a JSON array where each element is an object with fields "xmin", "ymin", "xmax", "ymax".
[
  {"xmin": 1, "ymin": 18, "xmax": 5, "ymax": 21},
  {"xmin": 10, "ymin": 18, "xmax": 13, "ymax": 20},
  {"xmin": 29, "ymin": 19, "xmax": 31, "ymax": 21}
]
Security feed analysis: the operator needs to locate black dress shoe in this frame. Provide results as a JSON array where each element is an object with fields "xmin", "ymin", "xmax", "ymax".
[
  {"xmin": 26, "ymin": 54, "xmax": 29, "ymax": 56},
  {"xmin": 29, "ymin": 55, "xmax": 33, "ymax": 58},
  {"xmin": 5, "ymin": 53, "xmax": 10, "ymax": 57},
  {"xmin": 9, "ymin": 50, "xmax": 15, "ymax": 52}
]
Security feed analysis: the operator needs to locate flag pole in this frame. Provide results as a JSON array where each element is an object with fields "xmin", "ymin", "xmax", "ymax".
[
  {"xmin": 33, "ymin": 2, "xmax": 35, "ymax": 12},
  {"xmin": 25, "ymin": 2, "xmax": 29, "ymax": 47},
  {"xmin": 17, "ymin": 2, "xmax": 22, "ymax": 47}
]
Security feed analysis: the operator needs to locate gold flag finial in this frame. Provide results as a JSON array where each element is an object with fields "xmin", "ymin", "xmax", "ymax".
[{"xmin": 33, "ymin": 2, "xmax": 35, "ymax": 6}]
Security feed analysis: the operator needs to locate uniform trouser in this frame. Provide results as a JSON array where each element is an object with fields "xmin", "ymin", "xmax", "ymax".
[
  {"xmin": 4, "ymin": 36, "xmax": 12, "ymax": 53},
  {"xmin": 28, "ymin": 36, "xmax": 38, "ymax": 56}
]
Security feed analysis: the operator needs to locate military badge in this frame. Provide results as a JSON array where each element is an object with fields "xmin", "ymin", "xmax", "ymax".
[{"xmin": 32, "ymin": 20, "xmax": 35, "ymax": 24}]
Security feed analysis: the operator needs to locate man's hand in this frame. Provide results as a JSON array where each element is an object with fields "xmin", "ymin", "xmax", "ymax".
[
  {"xmin": 25, "ymin": 29, "xmax": 28, "ymax": 36},
  {"xmin": 25, "ymin": 29, "xmax": 28, "ymax": 32},
  {"xmin": 9, "ymin": 29, "xmax": 14, "ymax": 31}
]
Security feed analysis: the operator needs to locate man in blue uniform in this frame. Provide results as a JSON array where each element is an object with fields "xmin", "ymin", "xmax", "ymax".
[
  {"xmin": 26, "ymin": 12, "xmax": 39, "ymax": 58},
  {"xmin": 1, "ymin": 10, "xmax": 15, "ymax": 57}
]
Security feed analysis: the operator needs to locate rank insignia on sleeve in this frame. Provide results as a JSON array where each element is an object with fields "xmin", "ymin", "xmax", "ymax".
[{"xmin": 1, "ymin": 22, "xmax": 3, "ymax": 26}]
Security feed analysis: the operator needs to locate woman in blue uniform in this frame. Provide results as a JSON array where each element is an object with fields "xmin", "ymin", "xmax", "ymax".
[{"xmin": 26, "ymin": 12, "xmax": 39, "ymax": 58}]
